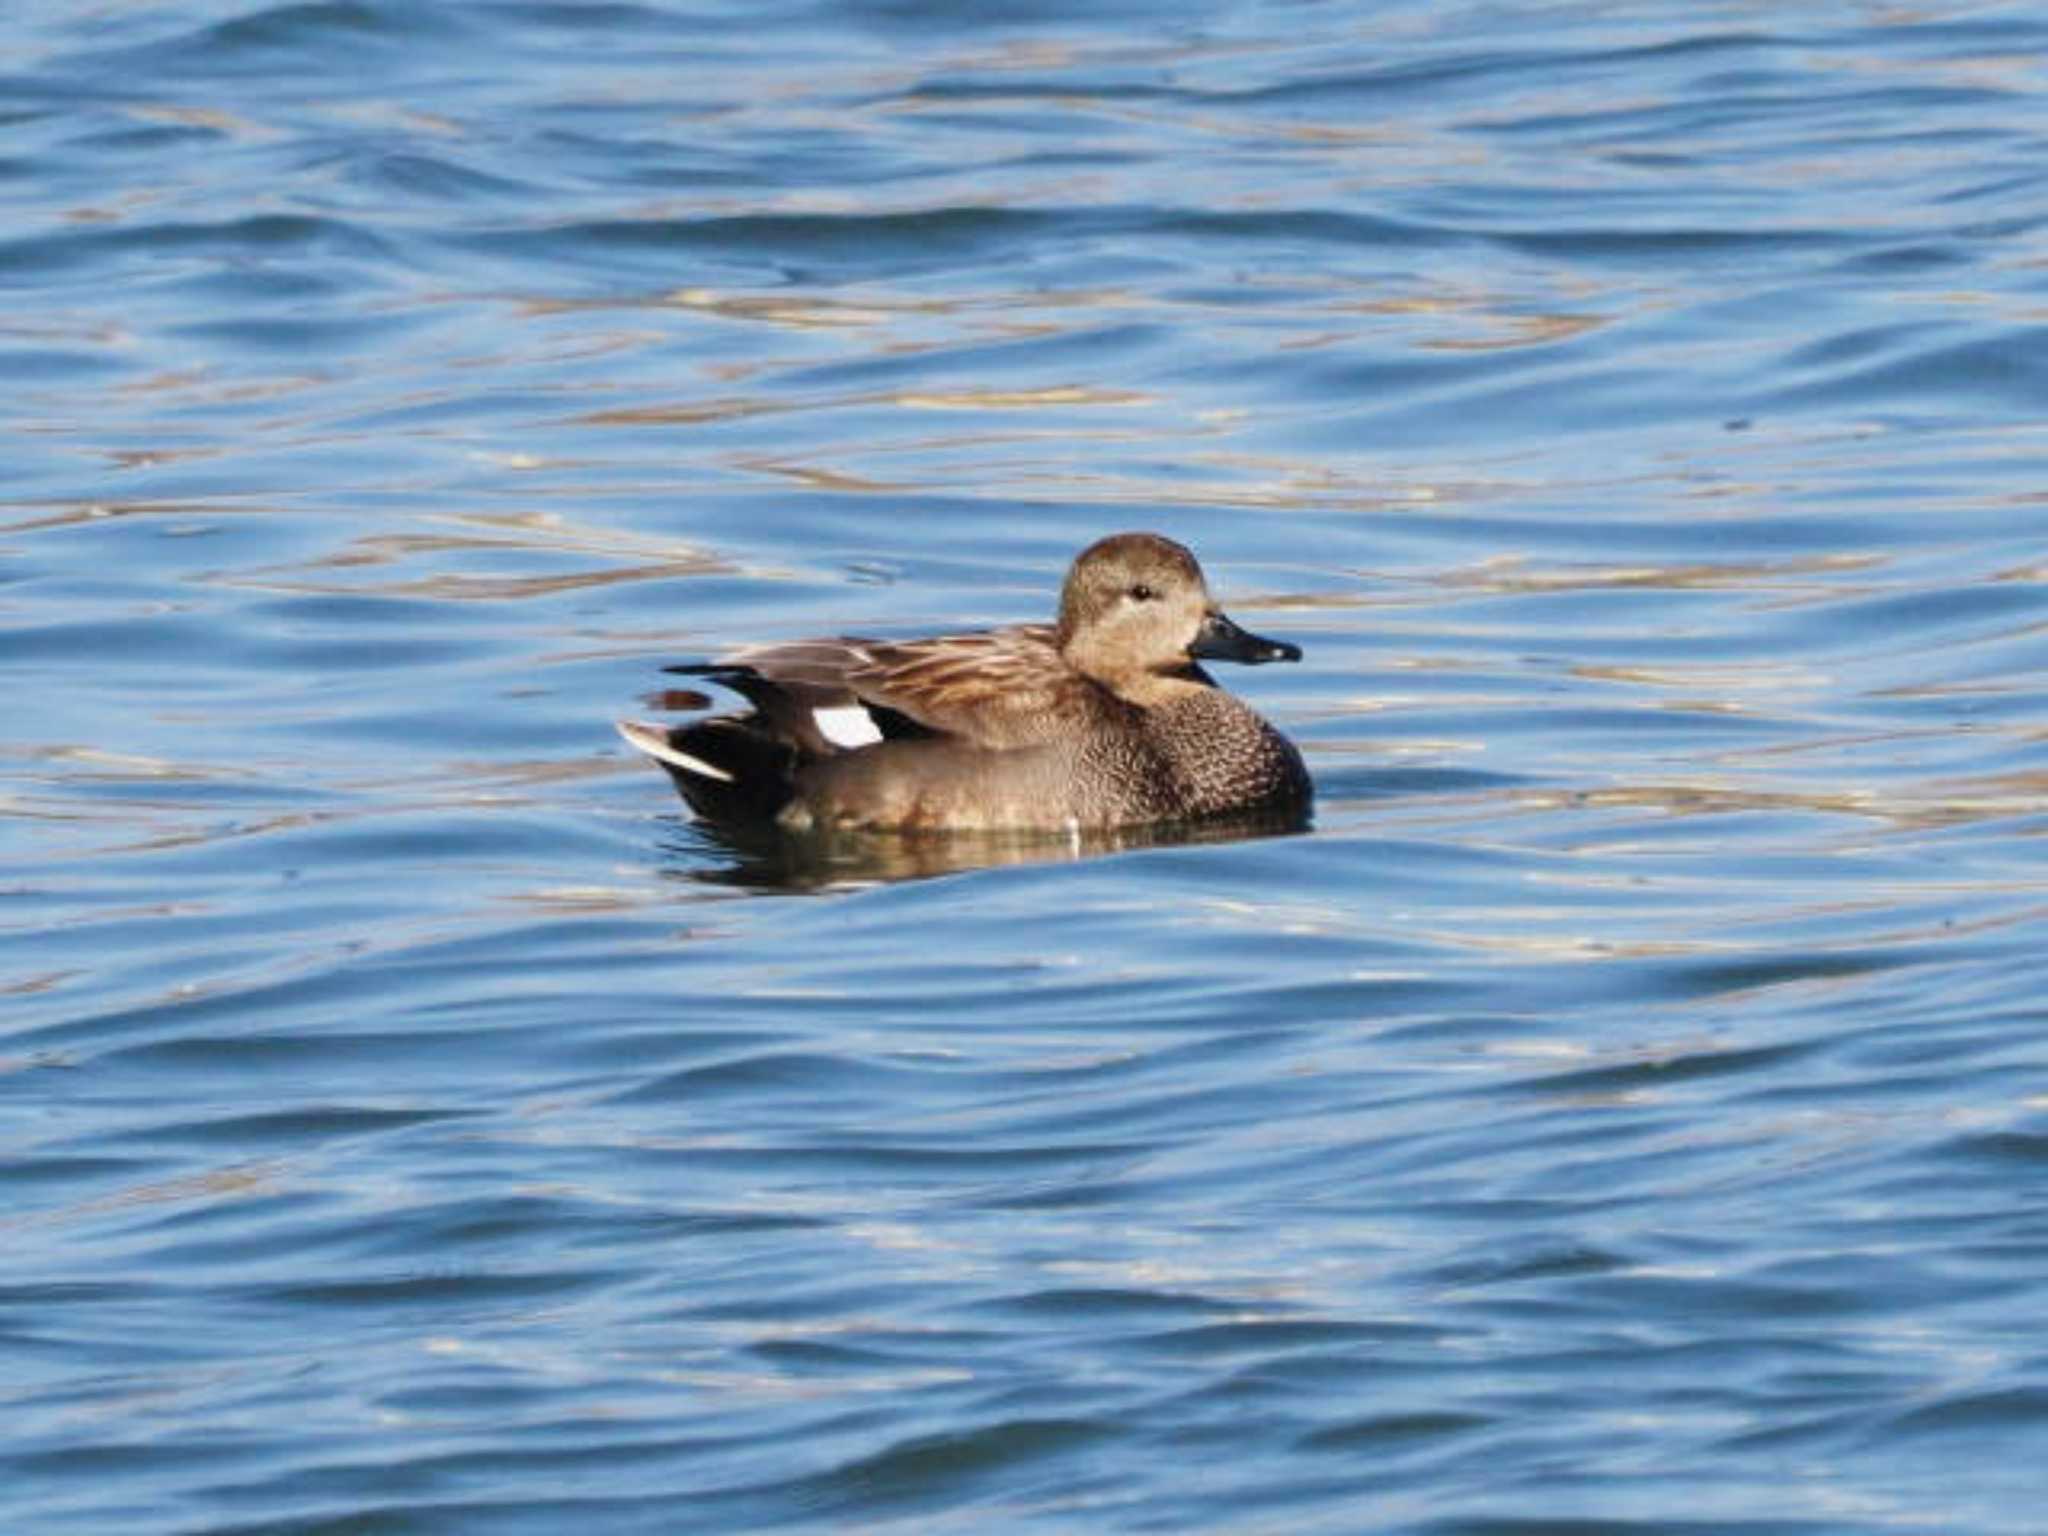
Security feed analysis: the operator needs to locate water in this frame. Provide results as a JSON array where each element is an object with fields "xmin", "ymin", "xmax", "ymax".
[{"xmin": 7, "ymin": 2, "xmax": 2048, "ymax": 1531}]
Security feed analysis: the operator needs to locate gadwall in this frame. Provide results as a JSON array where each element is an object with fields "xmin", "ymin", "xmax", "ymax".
[{"xmin": 617, "ymin": 532, "xmax": 1311, "ymax": 834}]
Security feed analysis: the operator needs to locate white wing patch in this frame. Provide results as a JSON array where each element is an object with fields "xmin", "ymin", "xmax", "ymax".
[{"xmin": 813, "ymin": 703, "xmax": 884, "ymax": 749}]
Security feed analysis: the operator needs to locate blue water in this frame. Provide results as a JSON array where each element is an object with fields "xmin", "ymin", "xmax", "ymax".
[{"xmin": 7, "ymin": 2, "xmax": 2048, "ymax": 1531}]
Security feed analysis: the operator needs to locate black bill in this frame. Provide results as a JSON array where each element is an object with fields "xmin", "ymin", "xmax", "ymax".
[{"xmin": 1189, "ymin": 609, "xmax": 1302, "ymax": 665}]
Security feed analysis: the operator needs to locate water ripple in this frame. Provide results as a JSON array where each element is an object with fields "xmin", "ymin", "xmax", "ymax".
[{"xmin": 7, "ymin": 2, "xmax": 2048, "ymax": 1533}]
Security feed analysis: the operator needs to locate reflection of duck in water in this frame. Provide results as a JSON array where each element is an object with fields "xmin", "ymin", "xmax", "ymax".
[
  {"xmin": 655, "ymin": 803, "xmax": 1314, "ymax": 892},
  {"xmin": 618, "ymin": 532, "xmax": 1312, "ymax": 837}
]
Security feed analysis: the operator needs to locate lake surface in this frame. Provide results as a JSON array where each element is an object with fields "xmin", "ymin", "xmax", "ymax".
[{"xmin": 7, "ymin": 2, "xmax": 2048, "ymax": 1531}]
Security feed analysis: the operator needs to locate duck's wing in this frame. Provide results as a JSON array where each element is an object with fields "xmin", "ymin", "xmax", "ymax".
[
  {"xmin": 678, "ymin": 625, "xmax": 1080, "ymax": 752},
  {"xmin": 838, "ymin": 625, "xmax": 1086, "ymax": 749}
]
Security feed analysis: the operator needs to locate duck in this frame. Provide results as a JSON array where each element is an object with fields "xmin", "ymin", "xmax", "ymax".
[{"xmin": 616, "ymin": 531, "xmax": 1311, "ymax": 834}]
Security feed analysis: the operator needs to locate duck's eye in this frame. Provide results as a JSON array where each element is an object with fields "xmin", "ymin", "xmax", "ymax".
[{"xmin": 1129, "ymin": 583, "xmax": 1157, "ymax": 602}]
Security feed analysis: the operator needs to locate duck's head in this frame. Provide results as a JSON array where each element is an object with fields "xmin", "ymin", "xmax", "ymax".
[{"xmin": 1056, "ymin": 531, "xmax": 1300, "ymax": 688}]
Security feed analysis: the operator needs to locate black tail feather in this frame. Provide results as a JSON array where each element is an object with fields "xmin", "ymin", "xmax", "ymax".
[{"xmin": 622, "ymin": 716, "xmax": 801, "ymax": 823}]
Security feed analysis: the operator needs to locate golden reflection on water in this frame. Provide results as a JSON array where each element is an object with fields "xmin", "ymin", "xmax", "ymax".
[
  {"xmin": 1557, "ymin": 774, "xmax": 2046, "ymax": 836},
  {"xmin": 495, "ymin": 272, "xmax": 1720, "ymax": 515},
  {"xmin": 1432, "ymin": 551, "xmax": 1885, "ymax": 594},
  {"xmin": 730, "ymin": 460, "xmax": 915, "ymax": 494},
  {"xmin": 1, "ymin": 498, "xmax": 259, "ymax": 536},
  {"xmin": 208, "ymin": 510, "xmax": 731, "ymax": 600},
  {"xmin": 0, "ymin": 1164, "xmax": 284, "ymax": 1244},
  {"xmin": 1421, "ymin": 312, "xmax": 1609, "ymax": 352},
  {"xmin": 892, "ymin": 385, "xmax": 1151, "ymax": 410},
  {"xmin": 577, "ymin": 382, "xmax": 1150, "ymax": 430}
]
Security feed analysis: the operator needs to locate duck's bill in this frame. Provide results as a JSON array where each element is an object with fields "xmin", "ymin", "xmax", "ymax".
[{"xmin": 1189, "ymin": 609, "xmax": 1302, "ymax": 665}]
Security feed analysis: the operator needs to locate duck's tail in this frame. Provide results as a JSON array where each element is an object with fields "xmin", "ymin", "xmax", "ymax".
[{"xmin": 615, "ymin": 718, "xmax": 799, "ymax": 823}]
